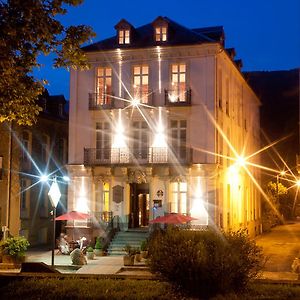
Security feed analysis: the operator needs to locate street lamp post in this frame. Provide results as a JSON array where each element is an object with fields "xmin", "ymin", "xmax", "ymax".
[{"xmin": 48, "ymin": 178, "xmax": 61, "ymax": 267}]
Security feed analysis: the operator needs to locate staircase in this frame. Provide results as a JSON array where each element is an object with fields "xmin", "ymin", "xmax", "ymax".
[{"xmin": 107, "ymin": 228, "xmax": 149, "ymax": 256}]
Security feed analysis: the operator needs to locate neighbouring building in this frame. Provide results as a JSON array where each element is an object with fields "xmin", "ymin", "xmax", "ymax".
[
  {"xmin": 0, "ymin": 91, "xmax": 68, "ymax": 245},
  {"xmin": 68, "ymin": 17, "xmax": 261, "ymax": 238}
]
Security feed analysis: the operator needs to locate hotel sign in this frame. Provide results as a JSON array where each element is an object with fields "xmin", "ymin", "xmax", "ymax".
[{"xmin": 113, "ymin": 185, "xmax": 124, "ymax": 204}]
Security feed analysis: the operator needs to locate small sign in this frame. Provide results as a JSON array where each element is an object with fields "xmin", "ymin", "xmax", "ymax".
[
  {"xmin": 113, "ymin": 185, "xmax": 124, "ymax": 204},
  {"xmin": 156, "ymin": 190, "xmax": 164, "ymax": 197}
]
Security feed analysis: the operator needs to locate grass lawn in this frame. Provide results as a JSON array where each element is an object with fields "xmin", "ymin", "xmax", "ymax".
[{"xmin": 2, "ymin": 277, "xmax": 300, "ymax": 299}]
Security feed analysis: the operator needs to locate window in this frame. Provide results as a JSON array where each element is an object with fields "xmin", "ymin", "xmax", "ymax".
[
  {"xmin": 96, "ymin": 122, "xmax": 111, "ymax": 160},
  {"xmin": 96, "ymin": 67, "xmax": 112, "ymax": 105},
  {"xmin": 20, "ymin": 178, "xmax": 30, "ymax": 218},
  {"xmin": 155, "ymin": 26, "xmax": 167, "ymax": 42},
  {"xmin": 133, "ymin": 65, "xmax": 149, "ymax": 103},
  {"xmin": 21, "ymin": 131, "xmax": 31, "ymax": 164},
  {"xmin": 58, "ymin": 103, "xmax": 63, "ymax": 116},
  {"xmin": 58, "ymin": 138, "xmax": 67, "ymax": 164},
  {"xmin": 170, "ymin": 120, "xmax": 187, "ymax": 160},
  {"xmin": 218, "ymin": 69, "xmax": 223, "ymax": 109},
  {"xmin": 119, "ymin": 29, "xmax": 130, "ymax": 44},
  {"xmin": 132, "ymin": 121, "xmax": 149, "ymax": 160},
  {"xmin": 170, "ymin": 63, "xmax": 186, "ymax": 102},
  {"xmin": 0, "ymin": 156, "xmax": 2, "ymax": 180},
  {"xmin": 41, "ymin": 134, "xmax": 49, "ymax": 163},
  {"xmin": 170, "ymin": 181, "xmax": 187, "ymax": 214},
  {"xmin": 225, "ymin": 78, "xmax": 229, "ymax": 116},
  {"xmin": 103, "ymin": 183, "xmax": 110, "ymax": 212}
]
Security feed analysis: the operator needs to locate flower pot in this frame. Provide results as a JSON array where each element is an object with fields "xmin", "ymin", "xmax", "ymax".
[
  {"xmin": 2, "ymin": 254, "xmax": 24, "ymax": 267},
  {"xmin": 94, "ymin": 249, "xmax": 104, "ymax": 257},
  {"xmin": 86, "ymin": 252, "xmax": 94, "ymax": 260},
  {"xmin": 135, "ymin": 253, "xmax": 142, "ymax": 263},
  {"xmin": 141, "ymin": 250, "xmax": 148, "ymax": 259},
  {"xmin": 123, "ymin": 255, "xmax": 134, "ymax": 266}
]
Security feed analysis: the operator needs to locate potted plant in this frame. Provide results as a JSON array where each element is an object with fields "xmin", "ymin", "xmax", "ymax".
[
  {"xmin": 140, "ymin": 240, "xmax": 148, "ymax": 259},
  {"xmin": 86, "ymin": 246, "xmax": 94, "ymax": 260},
  {"xmin": 123, "ymin": 244, "xmax": 135, "ymax": 266},
  {"xmin": 134, "ymin": 247, "xmax": 142, "ymax": 263},
  {"xmin": 94, "ymin": 237, "xmax": 104, "ymax": 256},
  {"xmin": 0, "ymin": 236, "xmax": 30, "ymax": 267}
]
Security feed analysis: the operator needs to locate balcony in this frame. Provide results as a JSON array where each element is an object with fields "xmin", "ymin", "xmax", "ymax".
[
  {"xmin": 84, "ymin": 147, "xmax": 192, "ymax": 166},
  {"xmin": 89, "ymin": 93, "xmax": 115, "ymax": 110},
  {"xmin": 164, "ymin": 89, "xmax": 192, "ymax": 106},
  {"xmin": 124, "ymin": 89, "xmax": 154, "ymax": 106}
]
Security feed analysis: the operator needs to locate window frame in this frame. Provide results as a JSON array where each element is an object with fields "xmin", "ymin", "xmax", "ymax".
[
  {"xmin": 118, "ymin": 29, "xmax": 130, "ymax": 44},
  {"xmin": 132, "ymin": 64, "xmax": 149, "ymax": 104},
  {"xmin": 95, "ymin": 66, "xmax": 113, "ymax": 105},
  {"xmin": 155, "ymin": 26, "xmax": 167, "ymax": 42},
  {"xmin": 169, "ymin": 62, "xmax": 188, "ymax": 102}
]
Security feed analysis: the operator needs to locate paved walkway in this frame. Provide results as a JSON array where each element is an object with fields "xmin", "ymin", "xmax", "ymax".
[
  {"xmin": 23, "ymin": 250, "xmax": 153, "ymax": 277},
  {"xmin": 255, "ymin": 222, "xmax": 300, "ymax": 280}
]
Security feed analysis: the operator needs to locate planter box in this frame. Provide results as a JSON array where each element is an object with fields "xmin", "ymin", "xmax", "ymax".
[
  {"xmin": 94, "ymin": 249, "xmax": 104, "ymax": 257},
  {"xmin": 1, "ymin": 255, "xmax": 24, "ymax": 268},
  {"xmin": 141, "ymin": 251, "xmax": 148, "ymax": 259},
  {"xmin": 86, "ymin": 252, "xmax": 94, "ymax": 260},
  {"xmin": 123, "ymin": 255, "xmax": 134, "ymax": 266}
]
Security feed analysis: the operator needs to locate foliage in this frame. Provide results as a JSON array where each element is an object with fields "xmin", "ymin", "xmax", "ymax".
[
  {"xmin": 262, "ymin": 180, "xmax": 291, "ymax": 230},
  {"xmin": 123, "ymin": 244, "xmax": 139, "ymax": 256},
  {"xmin": 94, "ymin": 237, "xmax": 102, "ymax": 250},
  {"xmin": 148, "ymin": 227, "xmax": 264, "ymax": 298},
  {"xmin": 140, "ymin": 240, "xmax": 148, "ymax": 251},
  {"xmin": 0, "ymin": 236, "xmax": 30, "ymax": 257},
  {"xmin": 86, "ymin": 246, "xmax": 94, "ymax": 253},
  {"xmin": 0, "ymin": 0, "xmax": 95, "ymax": 125},
  {"xmin": 0, "ymin": 278, "xmax": 184, "ymax": 300}
]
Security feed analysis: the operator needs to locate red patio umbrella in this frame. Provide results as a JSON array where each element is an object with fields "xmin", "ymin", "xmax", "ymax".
[
  {"xmin": 55, "ymin": 211, "xmax": 91, "ymax": 240},
  {"xmin": 149, "ymin": 213, "xmax": 197, "ymax": 224}
]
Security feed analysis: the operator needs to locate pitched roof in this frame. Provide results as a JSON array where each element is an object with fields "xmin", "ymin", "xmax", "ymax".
[{"xmin": 82, "ymin": 17, "xmax": 224, "ymax": 52}]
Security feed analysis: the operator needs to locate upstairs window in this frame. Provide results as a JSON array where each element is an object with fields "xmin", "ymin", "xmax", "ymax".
[
  {"xmin": 21, "ymin": 131, "xmax": 31, "ymax": 164},
  {"xmin": 155, "ymin": 26, "xmax": 167, "ymax": 42},
  {"xmin": 41, "ymin": 134, "xmax": 50, "ymax": 163},
  {"xmin": 96, "ymin": 67, "xmax": 112, "ymax": 105},
  {"xmin": 119, "ymin": 29, "xmax": 130, "ymax": 44},
  {"xmin": 170, "ymin": 63, "xmax": 186, "ymax": 102},
  {"xmin": 133, "ymin": 65, "xmax": 149, "ymax": 103}
]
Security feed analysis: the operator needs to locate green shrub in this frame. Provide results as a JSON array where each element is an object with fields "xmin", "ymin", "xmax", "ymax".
[
  {"xmin": 0, "ymin": 236, "xmax": 30, "ymax": 257},
  {"xmin": 94, "ymin": 237, "xmax": 102, "ymax": 250},
  {"xmin": 140, "ymin": 240, "xmax": 148, "ymax": 251},
  {"xmin": 0, "ymin": 278, "xmax": 182, "ymax": 300},
  {"xmin": 86, "ymin": 246, "xmax": 94, "ymax": 253},
  {"xmin": 148, "ymin": 227, "xmax": 263, "ymax": 298}
]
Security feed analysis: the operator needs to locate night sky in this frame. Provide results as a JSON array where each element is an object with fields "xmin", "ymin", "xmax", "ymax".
[{"xmin": 34, "ymin": 0, "xmax": 300, "ymax": 99}]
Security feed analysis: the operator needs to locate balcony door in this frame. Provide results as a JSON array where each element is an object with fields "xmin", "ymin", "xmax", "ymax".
[
  {"xmin": 96, "ymin": 122, "xmax": 111, "ymax": 162},
  {"xmin": 132, "ymin": 121, "xmax": 149, "ymax": 162},
  {"xmin": 170, "ymin": 120, "xmax": 187, "ymax": 160}
]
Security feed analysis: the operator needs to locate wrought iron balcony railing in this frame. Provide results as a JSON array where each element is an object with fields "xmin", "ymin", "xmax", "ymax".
[
  {"xmin": 124, "ymin": 89, "xmax": 154, "ymax": 106},
  {"xmin": 164, "ymin": 89, "xmax": 192, "ymax": 106},
  {"xmin": 89, "ymin": 93, "xmax": 115, "ymax": 110},
  {"xmin": 84, "ymin": 146, "xmax": 192, "ymax": 166}
]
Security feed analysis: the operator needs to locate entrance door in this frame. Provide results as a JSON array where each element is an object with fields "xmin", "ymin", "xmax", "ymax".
[{"xmin": 129, "ymin": 183, "xmax": 149, "ymax": 228}]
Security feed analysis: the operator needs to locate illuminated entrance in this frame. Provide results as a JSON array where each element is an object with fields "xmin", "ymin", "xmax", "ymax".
[{"xmin": 129, "ymin": 183, "xmax": 149, "ymax": 228}]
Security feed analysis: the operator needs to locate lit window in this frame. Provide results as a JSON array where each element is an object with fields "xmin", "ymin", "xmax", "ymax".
[
  {"xmin": 133, "ymin": 65, "xmax": 149, "ymax": 103},
  {"xmin": 119, "ymin": 29, "xmax": 130, "ymax": 44},
  {"xmin": 155, "ymin": 26, "xmax": 167, "ymax": 42},
  {"xmin": 103, "ymin": 182, "xmax": 110, "ymax": 212},
  {"xmin": 170, "ymin": 63, "xmax": 186, "ymax": 102},
  {"xmin": 96, "ymin": 67, "xmax": 112, "ymax": 105},
  {"xmin": 170, "ymin": 182, "xmax": 187, "ymax": 214}
]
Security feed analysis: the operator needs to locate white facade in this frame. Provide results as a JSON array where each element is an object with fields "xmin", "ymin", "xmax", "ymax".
[{"xmin": 68, "ymin": 18, "xmax": 261, "ymax": 238}]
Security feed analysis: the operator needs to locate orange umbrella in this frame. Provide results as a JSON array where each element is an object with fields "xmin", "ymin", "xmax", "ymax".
[
  {"xmin": 149, "ymin": 213, "xmax": 197, "ymax": 224},
  {"xmin": 55, "ymin": 211, "xmax": 90, "ymax": 221},
  {"xmin": 55, "ymin": 211, "xmax": 90, "ymax": 240}
]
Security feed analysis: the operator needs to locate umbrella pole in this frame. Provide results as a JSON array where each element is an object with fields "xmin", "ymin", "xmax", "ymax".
[{"xmin": 73, "ymin": 220, "xmax": 75, "ymax": 241}]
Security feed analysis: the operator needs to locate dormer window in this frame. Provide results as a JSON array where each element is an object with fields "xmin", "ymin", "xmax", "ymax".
[
  {"xmin": 119, "ymin": 29, "xmax": 130, "ymax": 44},
  {"xmin": 155, "ymin": 26, "xmax": 167, "ymax": 42},
  {"xmin": 115, "ymin": 19, "xmax": 134, "ymax": 45},
  {"xmin": 152, "ymin": 16, "xmax": 169, "ymax": 43}
]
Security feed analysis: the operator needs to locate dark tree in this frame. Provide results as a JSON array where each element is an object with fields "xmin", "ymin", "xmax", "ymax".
[{"xmin": 0, "ymin": 0, "xmax": 95, "ymax": 125}]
